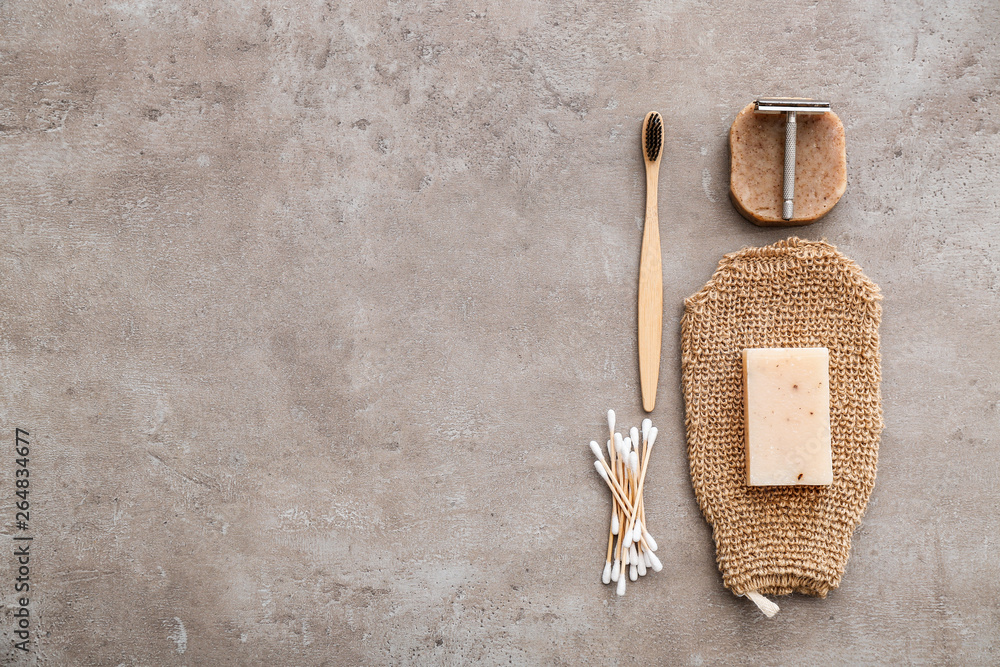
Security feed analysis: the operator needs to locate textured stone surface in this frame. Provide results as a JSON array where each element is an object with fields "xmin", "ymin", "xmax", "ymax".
[{"xmin": 0, "ymin": 0, "xmax": 997, "ymax": 664}]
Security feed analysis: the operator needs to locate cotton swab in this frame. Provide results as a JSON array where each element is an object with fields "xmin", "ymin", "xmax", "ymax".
[
  {"xmin": 590, "ymin": 440, "xmax": 620, "ymax": 584},
  {"xmin": 636, "ymin": 427, "xmax": 659, "ymax": 549},
  {"xmin": 621, "ymin": 425, "xmax": 655, "ymax": 571}
]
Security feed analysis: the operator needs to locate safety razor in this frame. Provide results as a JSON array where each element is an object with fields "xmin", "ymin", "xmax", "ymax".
[{"xmin": 754, "ymin": 98, "xmax": 831, "ymax": 220}]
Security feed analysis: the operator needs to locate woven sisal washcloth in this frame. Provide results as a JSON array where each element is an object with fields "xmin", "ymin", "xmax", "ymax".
[{"xmin": 681, "ymin": 238, "xmax": 882, "ymax": 599}]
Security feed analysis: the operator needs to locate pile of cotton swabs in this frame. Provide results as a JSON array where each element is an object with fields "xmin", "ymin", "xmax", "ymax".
[{"xmin": 589, "ymin": 410, "xmax": 662, "ymax": 596}]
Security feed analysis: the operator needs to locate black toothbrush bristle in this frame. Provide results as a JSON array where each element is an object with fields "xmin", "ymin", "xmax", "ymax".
[{"xmin": 645, "ymin": 113, "xmax": 662, "ymax": 162}]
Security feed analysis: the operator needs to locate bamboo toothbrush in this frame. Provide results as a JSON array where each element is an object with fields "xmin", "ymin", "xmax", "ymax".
[{"xmin": 638, "ymin": 112, "xmax": 664, "ymax": 413}]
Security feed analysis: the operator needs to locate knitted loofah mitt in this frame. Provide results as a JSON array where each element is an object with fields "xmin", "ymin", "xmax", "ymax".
[{"xmin": 681, "ymin": 238, "xmax": 882, "ymax": 608}]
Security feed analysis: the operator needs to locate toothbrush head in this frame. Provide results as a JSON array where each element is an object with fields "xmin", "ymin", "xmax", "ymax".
[{"xmin": 644, "ymin": 111, "xmax": 663, "ymax": 163}]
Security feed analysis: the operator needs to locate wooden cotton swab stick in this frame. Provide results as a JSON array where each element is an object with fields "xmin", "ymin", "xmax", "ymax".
[
  {"xmin": 638, "ymin": 427, "xmax": 658, "ymax": 550},
  {"xmin": 636, "ymin": 419, "xmax": 652, "ymax": 539},
  {"xmin": 630, "ymin": 424, "xmax": 659, "ymax": 550},
  {"xmin": 613, "ymin": 432, "xmax": 628, "ymax": 550},
  {"xmin": 623, "ymin": 426, "xmax": 657, "ymax": 554},
  {"xmin": 603, "ymin": 533, "xmax": 613, "ymax": 584},
  {"xmin": 606, "ymin": 439, "xmax": 620, "ymax": 537},
  {"xmin": 618, "ymin": 436, "xmax": 635, "ymax": 541},
  {"xmin": 629, "ymin": 450, "xmax": 643, "ymax": 543}
]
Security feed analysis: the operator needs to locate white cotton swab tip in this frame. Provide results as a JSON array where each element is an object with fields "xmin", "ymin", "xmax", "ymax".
[
  {"xmin": 614, "ymin": 432, "xmax": 624, "ymax": 456},
  {"xmin": 611, "ymin": 509, "xmax": 619, "ymax": 535},
  {"xmin": 616, "ymin": 575, "xmax": 626, "ymax": 596},
  {"xmin": 647, "ymin": 550, "xmax": 663, "ymax": 572},
  {"xmin": 629, "ymin": 451, "xmax": 639, "ymax": 476},
  {"xmin": 622, "ymin": 527, "xmax": 632, "ymax": 544},
  {"xmin": 630, "ymin": 427, "xmax": 639, "ymax": 448},
  {"xmin": 594, "ymin": 460, "xmax": 609, "ymax": 483},
  {"xmin": 608, "ymin": 409, "xmax": 615, "ymax": 433},
  {"xmin": 642, "ymin": 418, "xmax": 652, "ymax": 441},
  {"xmin": 632, "ymin": 519, "xmax": 643, "ymax": 543},
  {"xmin": 629, "ymin": 542, "xmax": 638, "ymax": 564},
  {"xmin": 623, "ymin": 436, "xmax": 632, "ymax": 454},
  {"xmin": 590, "ymin": 440, "xmax": 605, "ymax": 461},
  {"xmin": 602, "ymin": 561, "xmax": 612, "ymax": 585},
  {"xmin": 629, "ymin": 563, "xmax": 638, "ymax": 581},
  {"xmin": 642, "ymin": 547, "xmax": 652, "ymax": 568},
  {"xmin": 647, "ymin": 426, "xmax": 658, "ymax": 448},
  {"xmin": 636, "ymin": 553, "xmax": 647, "ymax": 576},
  {"xmin": 623, "ymin": 543, "xmax": 630, "ymax": 565},
  {"xmin": 642, "ymin": 528, "xmax": 658, "ymax": 551},
  {"xmin": 606, "ymin": 438, "xmax": 614, "ymax": 460},
  {"xmin": 611, "ymin": 559, "xmax": 620, "ymax": 582}
]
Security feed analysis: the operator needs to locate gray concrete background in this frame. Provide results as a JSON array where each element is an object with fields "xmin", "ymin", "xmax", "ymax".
[{"xmin": 0, "ymin": 0, "xmax": 997, "ymax": 664}]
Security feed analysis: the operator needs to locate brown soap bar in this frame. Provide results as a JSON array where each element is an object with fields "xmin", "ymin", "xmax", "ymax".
[{"xmin": 729, "ymin": 102, "xmax": 846, "ymax": 226}]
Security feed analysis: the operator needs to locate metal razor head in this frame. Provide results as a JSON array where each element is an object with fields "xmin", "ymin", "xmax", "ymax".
[{"xmin": 754, "ymin": 98, "xmax": 831, "ymax": 114}]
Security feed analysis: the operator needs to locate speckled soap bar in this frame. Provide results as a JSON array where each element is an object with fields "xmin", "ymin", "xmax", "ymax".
[
  {"xmin": 743, "ymin": 347, "xmax": 833, "ymax": 486},
  {"xmin": 729, "ymin": 102, "xmax": 846, "ymax": 226}
]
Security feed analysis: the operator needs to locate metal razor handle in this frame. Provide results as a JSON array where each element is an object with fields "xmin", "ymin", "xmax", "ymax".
[{"xmin": 782, "ymin": 111, "xmax": 796, "ymax": 220}]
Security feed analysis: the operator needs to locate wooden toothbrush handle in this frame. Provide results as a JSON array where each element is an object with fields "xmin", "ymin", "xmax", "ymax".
[{"xmin": 638, "ymin": 165, "xmax": 662, "ymax": 413}]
